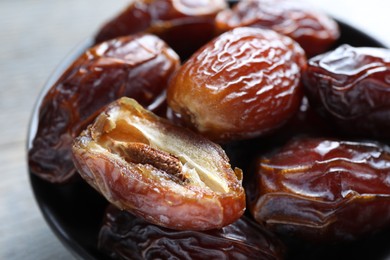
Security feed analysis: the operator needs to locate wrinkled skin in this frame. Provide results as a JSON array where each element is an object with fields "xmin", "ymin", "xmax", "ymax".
[
  {"xmin": 167, "ymin": 27, "xmax": 306, "ymax": 142},
  {"xmin": 249, "ymin": 137, "xmax": 390, "ymax": 242},
  {"xmin": 98, "ymin": 204, "xmax": 285, "ymax": 260},
  {"xmin": 29, "ymin": 34, "xmax": 180, "ymax": 183},
  {"xmin": 95, "ymin": 0, "xmax": 227, "ymax": 59},
  {"xmin": 303, "ymin": 44, "xmax": 390, "ymax": 139},
  {"xmin": 72, "ymin": 97, "xmax": 245, "ymax": 230},
  {"xmin": 216, "ymin": 0, "xmax": 339, "ymax": 57}
]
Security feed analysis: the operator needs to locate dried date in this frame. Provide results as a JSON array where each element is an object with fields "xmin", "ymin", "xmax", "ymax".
[
  {"xmin": 249, "ymin": 137, "xmax": 390, "ymax": 242},
  {"xmin": 98, "ymin": 204, "xmax": 285, "ymax": 260},
  {"xmin": 94, "ymin": 0, "xmax": 227, "ymax": 59},
  {"xmin": 167, "ymin": 27, "xmax": 306, "ymax": 142},
  {"xmin": 72, "ymin": 97, "xmax": 245, "ymax": 230},
  {"xmin": 28, "ymin": 34, "xmax": 180, "ymax": 183},
  {"xmin": 303, "ymin": 44, "xmax": 390, "ymax": 139},
  {"xmin": 216, "ymin": 0, "xmax": 340, "ymax": 57}
]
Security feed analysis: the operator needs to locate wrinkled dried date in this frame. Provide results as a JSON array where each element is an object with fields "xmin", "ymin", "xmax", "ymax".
[
  {"xmin": 167, "ymin": 27, "xmax": 306, "ymax": 142},
  {"xmin": 98, "ymin": 204, "xmax": 285, "ymax": 260},
  {"xmin": 72, "ymin": 97, "xmax": 245, "ymax": 230},
  {"xmin": 95, "ymin": 0, "xmax": 227, "ymax": 59},
  {"xmin": 216, "ymin": 0, "xmax": 339, "ymax": 57},
  {"xmin": 249, "ymin": 137, "xmax": 390, "ymax": 242},
  {"xmin": 28, "ymin": 34, "xmax": 180, "ymax": 183},
  {"xmin": 303, "ymin": 44, "xmax": 390, "ymax": 139}
]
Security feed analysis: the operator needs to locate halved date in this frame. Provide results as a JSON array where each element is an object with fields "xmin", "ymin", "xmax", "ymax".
[
  {"xmin": 249, "ymin": 137, "xmax": 390, "ymax": 242},
  {"xmin": 216, "ymin": 0, "xmax": 339, "ymax": 57},
  {"xmin": 94, "ymin": 0, "xmax": 227, "ymax": 59},
  {"xmin": 303, "ymin": 44, "xmax": 390, "ymax": 139},
  {"xmin": 98, "ymin": 204, "xmax": 285, "ymax": 260},
  {"xmin": 72, "ymin": 97, "xmax": 245, "ymax": 230},
  {"xmin": 28, "ymin": 34, "xmax": 180, "ymax": 183}
]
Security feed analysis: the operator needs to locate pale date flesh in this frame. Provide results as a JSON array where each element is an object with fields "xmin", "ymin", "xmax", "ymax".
[
  {"xmin": 72, "ymin": 97, "xmax": 246, "ymax": 231},
  {"xmin": 28, "ymin": 34, "xmax": 179, "ymax": 183}
]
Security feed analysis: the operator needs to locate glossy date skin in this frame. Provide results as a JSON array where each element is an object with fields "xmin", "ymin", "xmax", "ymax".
[
  {"xmin": 303, "ymin": 44, "xmax": 390, "ymax": 139},
  {"xmin": 249, "ymin": 137, "xmax": 390, "ymax": 242},
  {"xmin": 28, "ymin": 34, "xmax": 180, "ymax": 183},
  {"xmin": 72, "ymin": 97, "xmax": 245, "ymax": 230},
  {"xmin": 167, "ymin": 27, "xmax": 306, "ymax": 142},
  {"xmin": 94, "ymin": 0, "xmax": 227, "ymax": 60},
  {"xmin": 216, "ymin": 0, "xmax": 339, "ymax": 57},
  {"xmin": 98, "ymin": 205, "xmax": 285, "ymax": 260}
]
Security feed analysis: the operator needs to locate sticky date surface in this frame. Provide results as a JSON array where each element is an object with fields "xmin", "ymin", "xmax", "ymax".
[
  {"xmin": 28, "ymin": 34, "xmax": 180, "ymax": 183},
  {"xmin": 94, "ymin": 0, "xmax": 227, "ymax": 59},
  {"xmin": 216, "ymin": 0, "xmax": 339, "ymax": 57},
  {"xmin": 72, "ymin": 97, "xmax": 245, "ymax": 230},
  {"xmin": 303, "ymin": 44, "xmax": 390, "ymax": 138},
  {"xmin": 167, "ymin": 27, "xmax": 306, "ymax": 142},
  {"xmin": 98, "ymin": 205, "xmax": 284, "ymax": 260},
  {"xmin": 250, "ymin": 138, "xmax": 390, "ymax": 241}
]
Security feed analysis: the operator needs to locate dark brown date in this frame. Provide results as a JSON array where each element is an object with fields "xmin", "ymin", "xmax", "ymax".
[
  {"xmin": 28, "ymin": 34, "xmax": 180, "ymax": 183},
  {"xmin": 303, "ymin": 44, "xmax": 390, "ymax": 139},
  {"xmin": 249, "ymin": 137, "xmax": 390, "ymax": 242},
  {"xmin": 95, "ymin": 0, "xmax": 227, "ymax": 59},
  {"xmin": 167, "ymin": 27, "xmax": 306, "ymax": 142},
  {"xmin": 216, "ymin": 0, "xmax": 340, "ymax": 57},
  {"xmin": 98, "ymin": 204, "xmax": 285, "ymax": 260}
]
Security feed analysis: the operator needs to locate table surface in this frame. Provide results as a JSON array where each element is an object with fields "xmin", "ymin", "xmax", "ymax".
[{"xmin": 1, "ymin": 1, "xmax": 390, "ymax": 259}]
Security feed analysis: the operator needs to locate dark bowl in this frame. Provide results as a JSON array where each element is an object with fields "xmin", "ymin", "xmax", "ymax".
[{"xmin": 27, "ymin": 12, "xmax": 390, "ymax": 260}]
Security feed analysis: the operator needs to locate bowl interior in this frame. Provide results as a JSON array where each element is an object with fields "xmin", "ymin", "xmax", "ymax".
[{"xmin": 28, "ymin": 20, "xmax": 389, "ymax": 260}]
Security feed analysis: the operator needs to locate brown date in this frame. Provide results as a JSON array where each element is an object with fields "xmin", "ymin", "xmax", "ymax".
[
  {"xmin": 167, "ymin": 27, "xmax": 306, "ymax": 142},
  {"xmin": 216, "ymin": 0, "xmax": 340, "ymax": 57},
  {"xmin": 249, "ymin": 137, "xmax": 390, "ymax": 242},
  {"xmin": 98, "ymin": 204, "xmax": 285, "ymax": 260},
  {"xmin": 303, "ymin": 44, "xmax": 390, "ymax": 139},
  {"xmin": 28, "ymin": 34, "xmax": 180, "ymax": 183},
  {"xmin": 94, "ymin": 0, "xmax": 227, "ymax": 59},
  {"xmin": 72, "ymin": 97, "xmax": 245, "ymax": 230}
]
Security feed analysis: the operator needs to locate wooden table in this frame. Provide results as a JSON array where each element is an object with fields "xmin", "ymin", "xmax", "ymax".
[{"xmin": 0, "ymin": 0, "xmax": 389, "ymax": 259}]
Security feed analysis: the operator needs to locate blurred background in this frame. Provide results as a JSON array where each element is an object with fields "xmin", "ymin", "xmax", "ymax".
[{"xmin": 0, "ymin": 0, "xmax": 389, "ymax": 259}]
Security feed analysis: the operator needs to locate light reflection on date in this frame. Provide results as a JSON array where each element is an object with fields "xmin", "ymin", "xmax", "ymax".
[
  {"xmin": 28, "ymin": 34, "xmax": 180, "ymax": 183},
  {"xmin": 94, "ymin": 0, "xmax": 227, "ymax": 59},
  {"xmin": 303, "ymin": 44, "xmax": 390, "ymax": 139},
  {"xmin": 98, "ymin": 205, "xmax": 285, "ymax": 260},
  {"xmin": 249, "ymin": 137, "xmax": 390, "ymax": 242},
  {"xmin": 216, "ymin": 0, "xmax": 339, "ymax": 57}
]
